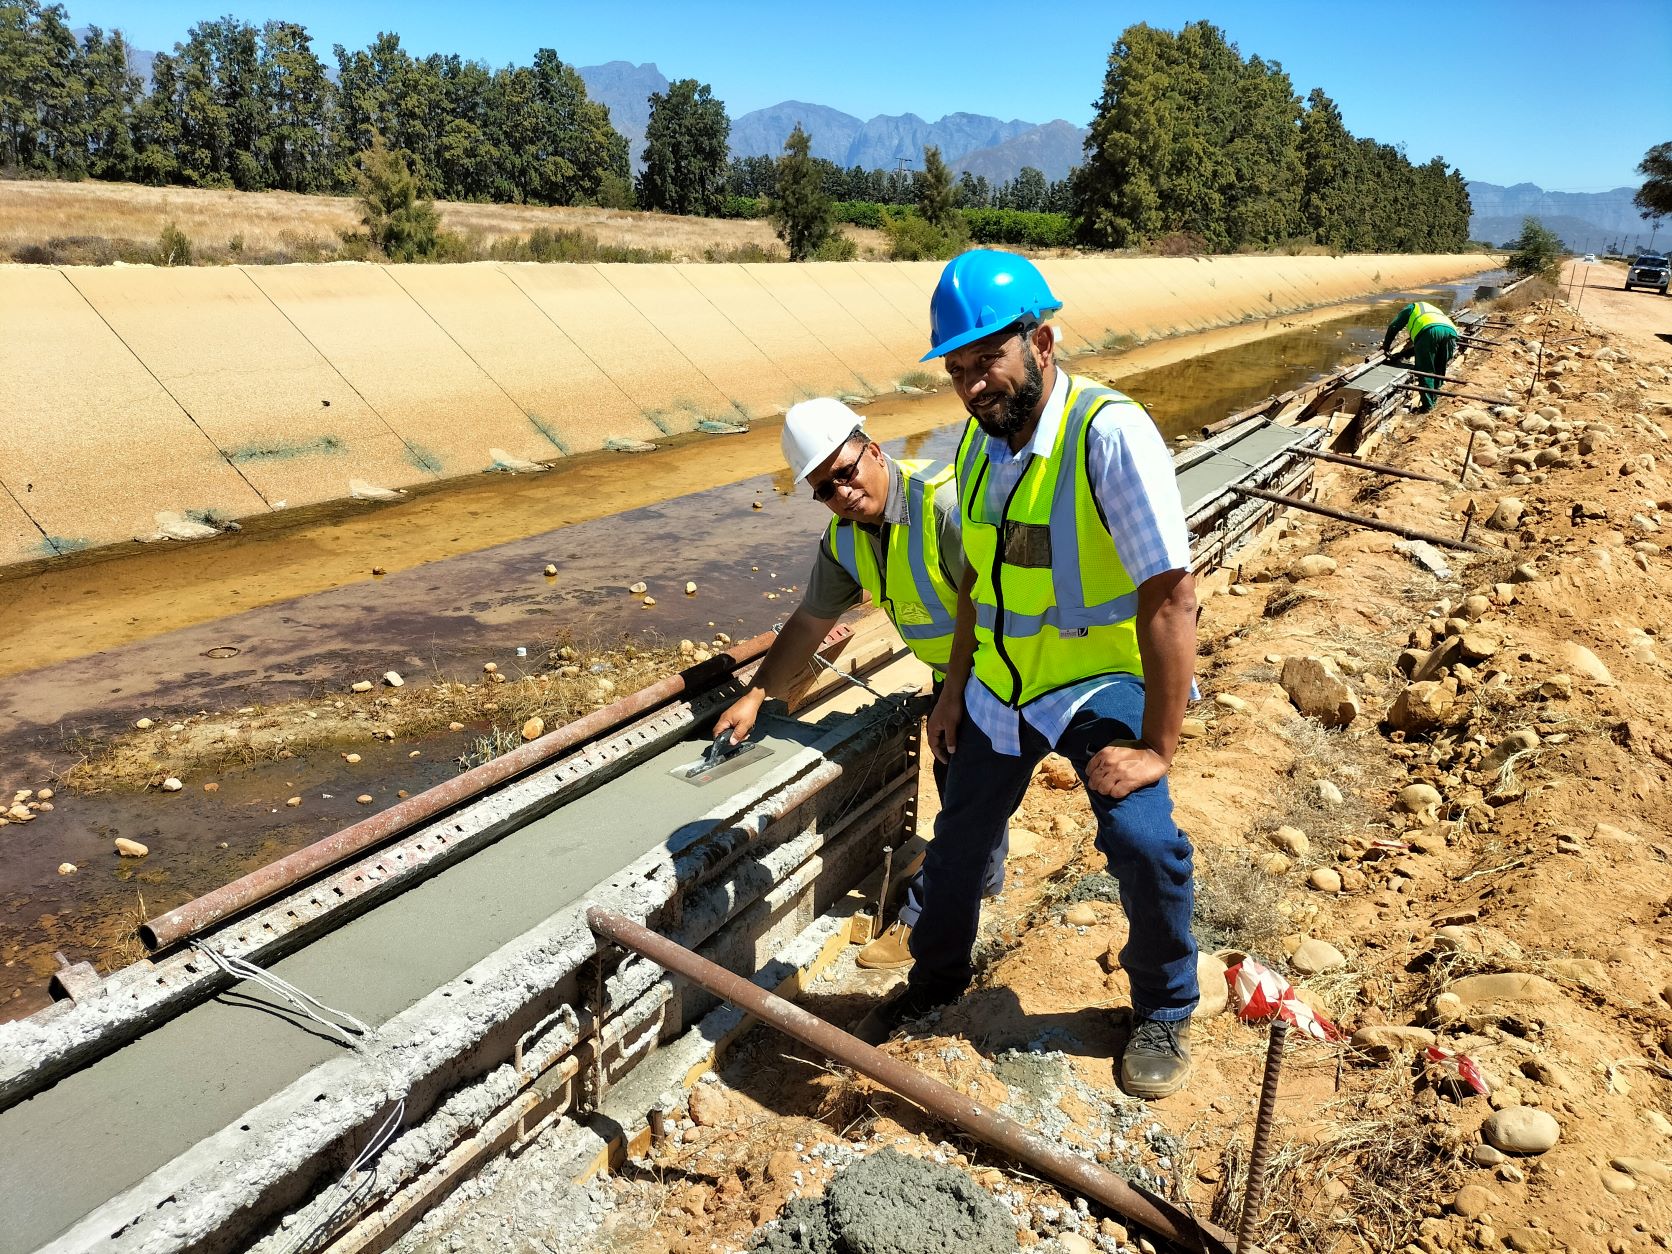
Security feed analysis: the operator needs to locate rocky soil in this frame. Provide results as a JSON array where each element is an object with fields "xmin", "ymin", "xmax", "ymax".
[{"xmin": 397, "ymin": 272, "xmax": 1672, "ymax": 1253}]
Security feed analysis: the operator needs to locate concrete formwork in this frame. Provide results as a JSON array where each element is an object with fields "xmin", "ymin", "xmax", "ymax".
[
  {"xmin": 3, "ymin": 252, "xmax": 1500, "ymax": 565},
  {"xmin": 0, "ymin": 645, "xmax": 924, "ymax": 1254}
]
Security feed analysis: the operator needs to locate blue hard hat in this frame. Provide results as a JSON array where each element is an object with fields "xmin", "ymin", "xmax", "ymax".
[{"xmin": 920, "ymin": 249, "xmax": 1063, "ymax": 362}]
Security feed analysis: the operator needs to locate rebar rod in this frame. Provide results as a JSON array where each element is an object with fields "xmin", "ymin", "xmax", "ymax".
[
  {"xmin": 1292, "ymin": 447, "xmax": 1449, "ymax": 484},
  {"xmin": 586, "ymin": 907, "xmax": 1237, "ymax": 1253},
  {"xmin": 1235, "ymin": 1018, "xmax": 1288, "ymax": 1251},
  {"xmin": 1228, "ymin": 485, "xmax": 1491, "ymax": 553}
]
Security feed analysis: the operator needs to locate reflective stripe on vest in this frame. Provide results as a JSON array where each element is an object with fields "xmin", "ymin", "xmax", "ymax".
[
  {"xmin": 827, "ymin": 459, "xmax": 958, "ymax": 671},
  {"xmin": 1407, "ymin": 301, "xmax": 1456, "ymax": 340},
  {"xmin": 957, "ymin": 376, "xmax": 1146, "ymax": 707}
]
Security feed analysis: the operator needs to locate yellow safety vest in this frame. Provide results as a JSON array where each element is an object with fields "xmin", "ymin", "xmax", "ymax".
[
  {"xmin": 827, "ymin": 459, "xmax": 959, "ymax": 674},
  {"xmin": 956, "ymin": 376, "xmax": 1145, "ymax": 707},
  {"xmin": 1406, "ymin": 301, "xmax": 1456, "ymax": 340}
]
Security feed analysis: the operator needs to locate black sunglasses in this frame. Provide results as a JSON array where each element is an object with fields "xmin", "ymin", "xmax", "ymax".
[{"xmin": 811, "ymin": 438, "xmax": 867, "ymax": 503}]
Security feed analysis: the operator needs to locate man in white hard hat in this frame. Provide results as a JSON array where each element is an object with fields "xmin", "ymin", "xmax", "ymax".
[{"xmin": 715, "ymin": 397, "xmax": 1008, "ymax": 971}]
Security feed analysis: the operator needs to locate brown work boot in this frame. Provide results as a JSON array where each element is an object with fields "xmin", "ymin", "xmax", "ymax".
[
  {"xmin": 1120, "ymin": 1016, "xmax": 1192, "ymax": 1099},
  {"xmin": 855, "ymin": 920, "xmax": 913, "ymax": 971}
]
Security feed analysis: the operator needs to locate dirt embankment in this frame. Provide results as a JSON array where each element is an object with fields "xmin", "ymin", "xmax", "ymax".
[{"xmin": 396, "ymin": 265, "xmax": 1672, "ymax": 1253}]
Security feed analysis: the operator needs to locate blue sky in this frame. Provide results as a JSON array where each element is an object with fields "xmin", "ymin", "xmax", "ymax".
[{"xmin": 83, "ymin": 0, "xmax": 1671, "ymax": 191}]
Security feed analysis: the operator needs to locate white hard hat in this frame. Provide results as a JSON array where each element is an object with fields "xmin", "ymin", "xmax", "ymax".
[{"xmin": 782, "ymin": 397, "xmax": 864, "ymax": 483}]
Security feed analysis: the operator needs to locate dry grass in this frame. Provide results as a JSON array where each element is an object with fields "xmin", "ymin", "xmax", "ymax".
[
  {"xmin": 0, "ymin": 178, "xmax": 889, "ymax": 264},
  {"xmin": 61, "ymin": 634, "xmax": 693, "ymax": 791}
]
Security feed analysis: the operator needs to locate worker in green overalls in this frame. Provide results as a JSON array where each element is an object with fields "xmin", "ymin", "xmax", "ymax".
[{"xmin": 1382, "ymin": 300, "xmax": 1458, "ymax": 411}]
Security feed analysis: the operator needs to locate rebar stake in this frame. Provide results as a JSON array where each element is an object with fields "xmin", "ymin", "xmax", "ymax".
[
  {"xmin": 876, "ymin": 844, "xmax": 894, "ymax": 930},
  {"xmin": 1459, "ymin": 428, "xmax": 1479, "ymax": 483},
  {"xmin": 1236, "ymin": 1017, "xmax": 1289, "ymax": 1252}
]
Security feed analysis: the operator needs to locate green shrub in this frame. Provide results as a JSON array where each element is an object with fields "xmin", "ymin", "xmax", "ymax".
[
  {"xmin": 884, "ymin": 212, "xmax": 966, "ymax": 261},
  {"xmin": 156, "ymin": 221, "xmax": 193, "ymax": 266},
  {"xmin": 832, "ymin": 200, "xmax": 884, "ymax": 229},
  {"xmin": 812, "ymin": 230, "xmax": 858, "ymax": 261},
  {"xmin": 703, "ymin": 241, "xmax": 784, "ymax": 263},
  {"xmin": 960, "ymin": 208, "xmax": 1073, "ymax": 249},
  {"xmin": 721, "ymin": 195, "xmax": 769, "ymax": 219},
  {"xmin": 488, "ymin": 227, "xmax": 672, "ymax": 264}
]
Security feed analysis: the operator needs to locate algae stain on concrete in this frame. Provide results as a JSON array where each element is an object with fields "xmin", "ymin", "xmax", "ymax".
[
  {"xmin": 403, "ymin": 443, "xmax": 444, "ymax": 474},
  {"xmin": 526, "ymin": 413, "xmax": 571, "ymax": 455},
  {"xmin": 751, "ymin": 1149, "xmax": 1014, "ymax": 1254},
  {"xmin": 228, "ymin": 434, "xmax": 347, "ymax": 463}
]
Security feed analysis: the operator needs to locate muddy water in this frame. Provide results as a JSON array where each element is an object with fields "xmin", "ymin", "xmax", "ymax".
[{"xmin": 0, "ymin": 273, "xmax": 1505, "ymax": 1019}]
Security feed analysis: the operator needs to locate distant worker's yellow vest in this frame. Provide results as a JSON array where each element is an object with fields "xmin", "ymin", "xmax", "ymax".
[
  {"xmin": 827, "ymin": 460, "xmax": 959, "ymax": 674},
  {"xmin": 956, "ymin": 377, "xmax": 1144, "ymax": 707},
  {"xmin": 1406, "ymin": 301, "xmax": 1456, "ymax": 340}
]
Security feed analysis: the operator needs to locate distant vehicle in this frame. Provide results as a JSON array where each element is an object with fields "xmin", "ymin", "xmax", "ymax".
[
  {"xmin": 1583, "ymin": 253, "xmax": 1596, "ymax": 263},
  {"xmin": 1624, "ymin": 254, "xmax": 1670, "ymax": 295}
]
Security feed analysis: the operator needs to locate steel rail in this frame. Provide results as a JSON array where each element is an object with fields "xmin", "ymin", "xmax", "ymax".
[
  {"xmin": 141, "ymin": 631, "xmax": 778, "ymax": 950},
  {"xmin": 586, "ymin": 907, "xmax": 1239, "ymax": 1254}
]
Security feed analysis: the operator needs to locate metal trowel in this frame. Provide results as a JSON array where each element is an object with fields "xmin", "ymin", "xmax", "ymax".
[{"xmin": 670, "ymin": 731, "xmax": 773, "ymax": 786}]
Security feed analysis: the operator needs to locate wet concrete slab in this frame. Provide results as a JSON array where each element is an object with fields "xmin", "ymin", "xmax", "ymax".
[{"xmin": 0, "ymin": 707, "xmax": 842, "ymax": 1254}]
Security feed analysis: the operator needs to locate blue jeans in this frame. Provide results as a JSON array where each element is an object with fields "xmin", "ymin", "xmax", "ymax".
[
  {"xmin": 894, "ymin": 751, "xmax": 1007, "ymax": 928},
  {"xmin": 906, "ymin": 675, "xmax": 1199, "ymax": 1021}
]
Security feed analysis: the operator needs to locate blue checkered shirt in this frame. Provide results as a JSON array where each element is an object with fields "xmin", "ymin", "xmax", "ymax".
[{"xmin": 963, "ymin": 370, "xmax": 1192, "ymax": 756}]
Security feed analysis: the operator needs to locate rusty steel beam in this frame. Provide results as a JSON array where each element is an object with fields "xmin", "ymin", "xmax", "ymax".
[
  {"xmin": 1229, "ymin": 485, "xmax": 1492, "ymax": 554},
  {"xmin": 140, "ymin": 632, "xmax": 778, "ymax": 951},
  {"xmin": 586, "ymin": 907, "xmax": 1237, "ymax": 1254}
]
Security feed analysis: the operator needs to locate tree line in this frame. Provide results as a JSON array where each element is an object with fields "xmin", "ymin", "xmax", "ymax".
[
  {"xmin": 0, "ymin": 2, "xmax": 631, "ymax": 206},
  {"xmin": 1075, "ymin": 21, "xmax": 1472, "ymax": 253},
  {"xmin": 3, "ymin": 4, "xmax": 1473, "ymax": 257}
]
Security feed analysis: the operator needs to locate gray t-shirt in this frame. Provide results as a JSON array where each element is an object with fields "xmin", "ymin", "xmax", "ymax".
[{"xmin": 802, "ymin": 458, "xmax": 964, "ymax": 620}]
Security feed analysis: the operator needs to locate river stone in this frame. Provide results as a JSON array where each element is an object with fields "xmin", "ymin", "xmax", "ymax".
[
  {"xmin": 1290, "ymin": 554, "xmax": 1338, "ymax": 580},
  {"xmin": 1269, "ymin": 826, "xmax": 1310, "ymax": 857},
  {"xmin": 1386, "ymin": 680, "xmax": 1465, "ymax": 734},
  {"xmin": 1611, "ymin": 1157, "xmax": 1672, "ymax": 1184},
  {"xmin": 1351, "ymin": 1025, "xmax": 1436, "ymax": 1059},
  {"xmin": 1279, "ymin": 656, "xmax": 1360, "ymax": 728},
  {"xmin": 1398, "ymin": 783, "xmax": 1443, "ymax": 816},
  {"xmin": 1601, "ymin": 1169, "xmax": 1637, "ymax": 1195},
  {"xmin": 1063, "ymin": 903, "xmax": 1098, "ymax": 927},
  {"xmin": 1291, "ymin": 939, "xmax": 1346, "ymax": 975},
  {"xmin": 1556, "ymin": 641, "xmax": 1614, "ymax": 685},
  {"xmin": 1450, "ymin": 1184, "xmax": 1495, "ymax": 1218},
  {"xmin": 1482, "ymin": 1106, "xmax": 1561, "ymax": 1155},
  {"xmin": 1471, "ymin": 1144, "xmax": 1506, "ymax": 1167},
  {"xmin": 1308, "ymin": 867, "xmax": 1342, "ymax": 893},
  {"xmin": 1483, "ymin": 729, "xmax": 1541, "ymax": 772},
  {"xmin": 1450, "ymin": 972, "xmax": 1562, "ymax": 1006},
  {"xmin": 1487, "ymin": 497, "xmax": 1525, "ymax": 530},
  {"xmin": 114, "ymin": 838, "xmax": 148, "ymax": 857}
]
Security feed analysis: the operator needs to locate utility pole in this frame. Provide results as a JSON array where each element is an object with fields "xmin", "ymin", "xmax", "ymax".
[{"xmin": 893, "ymin": 155, "xmax": 914, "ymax": 176}]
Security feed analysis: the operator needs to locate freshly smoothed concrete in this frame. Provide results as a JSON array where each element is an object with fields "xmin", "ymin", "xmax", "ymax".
[
  {"xmin": 0, "ymin": 707, "xmax": 853, "ymax": 1253},
  {"xmin": 0, "ymin": 253, "xmax": 1499, "ymax": 565}
]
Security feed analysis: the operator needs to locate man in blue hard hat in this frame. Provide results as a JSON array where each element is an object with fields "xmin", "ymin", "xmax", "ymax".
[
  {"xmin": 1382, "ymin": 299, "xmax": 1458, "ymax": 411},
  {"xmin": 871, "ymin": 248, "xmax": 1201, "ymax": 1099}
]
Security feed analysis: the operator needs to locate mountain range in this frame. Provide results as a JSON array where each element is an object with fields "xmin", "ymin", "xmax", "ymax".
[
  {"xmin": 577, "ymin": 61, "xmax": 1087, "ymax": 182},
  {"xmin": 1466, "ymin": 182, "xmax": 1657, "ymax": 251}
]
